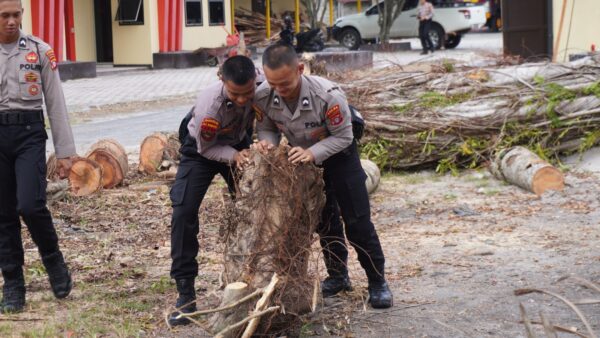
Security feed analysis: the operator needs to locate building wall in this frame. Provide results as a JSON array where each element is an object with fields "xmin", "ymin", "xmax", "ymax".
[
  {"xmin": 73, "ymin": 0, "xmax": 96, "ymax": 62},
  {"xmin": 182, "ymin": 0, "xmax": 233, "ymax": 49},
  {"xmin": 111, "ymin": 0, "xmax": 157, "ymax": 65},
  {"xmin": 21, "ymin": 0, "xmax": 32, "ymax": 33},
  {"xmin": 235, "ymin": 0, "xmax": 301, "ymax": 19},
  {"xmin": 553, "ymin": 0, "xmax": 600, "ymax": 62}
]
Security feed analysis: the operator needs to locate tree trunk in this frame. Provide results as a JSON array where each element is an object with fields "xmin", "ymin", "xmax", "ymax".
[
  {"xmin": 69, "ymin": 157, "xmax": 103, "ymax": 196},
  {"xmin": 86, "ymin": 139, "xmax": 129, "ymax": 189},
  {"xmin": 138, "ymin": 132, "xmax": 180, "ymax": 174},
  {"xmin": 221, "ymin": 146, "xmax": 325, "ymax": 334},
  {"xmin": 490, "ymin": 146, "xmax": 565, "ymax": 196},
  {"xmin": 378, "ymin": 0, "xmax": 406, "ymax": 43}
]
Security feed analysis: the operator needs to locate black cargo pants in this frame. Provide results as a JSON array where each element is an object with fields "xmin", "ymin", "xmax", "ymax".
[
  {"xmin": 0, "ymin": 112, "xmax": 60, "ymax": 271},
  {"xmin": 169, "ymin": 135, "xmax": 249, "ymax": 280},
  {"xmin": 317, "ymin": 140, "xmax": 386, "ymax": 283}
]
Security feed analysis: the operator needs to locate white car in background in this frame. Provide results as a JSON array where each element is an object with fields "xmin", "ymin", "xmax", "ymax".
[{"xmin": 332, "ymin": 0, "xmax": 487, "ymax": 50}]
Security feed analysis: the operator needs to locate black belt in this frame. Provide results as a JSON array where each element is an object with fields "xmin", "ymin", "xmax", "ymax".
[{"xmin": 0, "ymin": 110, "xmax": 44, "ymax": 125}]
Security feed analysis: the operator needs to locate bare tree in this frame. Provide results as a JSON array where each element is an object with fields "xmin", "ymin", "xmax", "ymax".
[
  {"xmin": 300, "ymin": 0, "xmax": 328, "ymax": 29},
  {"xmin": 378, "ymin": 0, "xmax": 406, "ymax": 43}
]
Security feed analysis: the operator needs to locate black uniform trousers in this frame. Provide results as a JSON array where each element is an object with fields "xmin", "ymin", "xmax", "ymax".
[
  {"xmin": 317, "ymin": 140, "xmax": 386, "ymax": 283},
  {"xmin": 0, "ymin": 120, "xmax": 60, "ymax": 271},
  {"xmin": 169, "ymin": 136, "xmax": 248, "ymax": 280},
  {"xmin": 419, "ymin": 19, "xmax": 434, "ymax": 52}
]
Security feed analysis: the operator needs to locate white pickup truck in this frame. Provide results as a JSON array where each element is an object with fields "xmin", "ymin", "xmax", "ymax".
[{"xmin": 332, "ymin": 0, "xmax": 487, "ymax": 50}]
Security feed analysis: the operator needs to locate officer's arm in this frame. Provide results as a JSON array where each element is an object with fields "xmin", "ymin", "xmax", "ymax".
[
  {"xmin": 256, "ymin": 105, "xmax": 281, "ymax": 146},
  {"xmin": 191, "ymin": 98, "xmax": 237, "ymax": 163},
  {"xmin": 308, "ymin": 92, "xmax": 353, "ymax": 165},
  {"xmin": 39, "ymin": 44, "xmax": 76, "ymax": 158}
]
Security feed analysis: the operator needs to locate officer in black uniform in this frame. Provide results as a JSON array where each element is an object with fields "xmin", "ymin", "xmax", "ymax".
[
  {"xmin": 0, "ymin": 0, "xmax": 74, "ymax": 313},
  {"xmin": 168, "ymin": 56, "xmax": 258, "ymax": 326},
  {"xmin": 253, "ymin": 43, "xmax": 393, "ymax": 308}
]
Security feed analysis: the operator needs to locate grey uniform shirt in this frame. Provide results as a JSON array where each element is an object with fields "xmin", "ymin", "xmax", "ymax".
[
  {"xmin": 187, "ymin": 81, "xmax": 255, "ymax": 163},
  {"xmin": 254, "ymin": 75, "xmax": 353, "ymax": 165},
  {"xmin": 0, "ymin": 31, "xmax": 75, "ymax": 158}
]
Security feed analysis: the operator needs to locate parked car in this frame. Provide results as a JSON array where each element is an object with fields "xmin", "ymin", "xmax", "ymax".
[{"xmin": 332, "ymin": 0, "xmax": 487, "ymax": 50}]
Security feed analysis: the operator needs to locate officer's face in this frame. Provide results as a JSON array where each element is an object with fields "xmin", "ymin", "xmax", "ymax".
[
  {"xmin": 224, "ymin": 79, "xmax": 256, "ymax": 107},
  {"xmin": 264, "ymin": 63, "xmax": 304, "ymax": 101},
  {"xmin": 0, "ymin": 0, "xmax": 22, "ymax": 42}
]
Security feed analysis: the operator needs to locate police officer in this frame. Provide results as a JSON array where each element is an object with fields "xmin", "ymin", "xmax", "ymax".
[
  {"xmin": 168, "ymin": 56, "xmax": 257, "ymax": 326},
  {"xmin": 253, "ymin": 43, "xmax": 393, "ymax": 308},
  {"xmin": 0, "ymin": 0, "xmax": 74, "ymax": 313}
]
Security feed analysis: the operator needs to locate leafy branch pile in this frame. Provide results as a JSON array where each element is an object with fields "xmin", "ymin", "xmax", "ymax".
[{"xmin": 341, "ymin": 57, "xmax": 600, "ymax": 173}]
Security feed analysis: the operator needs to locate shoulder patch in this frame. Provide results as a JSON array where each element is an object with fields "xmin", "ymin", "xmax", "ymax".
[
  {"xmin": 45, "ymin": 49, "xmax": 58, "ymax": 70},
  {"xmin": 325, "ymin": 105, "xmax": 344, "ymax": 126},
  {"xmin": 200, "ymin": 117, "xmax": 220, "ymax": 142},
  {"xmin": 252, "ymin": 104, "xmax": 264, "ymax": 122}
]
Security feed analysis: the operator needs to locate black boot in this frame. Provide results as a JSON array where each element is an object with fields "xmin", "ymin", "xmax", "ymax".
[
  {"xmin": 1, "ymin": 267, "xmax": 26, "ymax": 313},
  {"xmin": 42, "ymin": 251, "xmax": 72, "ymax": 299},
  {"xmin": 168, "ymin": 279, "xmax": 197, "ymax": 327},
  {"xmin": 368, "ymin": 280, "xmax": 393, "ymax": 309},
  {"xmin": 321, "ymin": 274, "xmax": 352, "ymax": 298}
]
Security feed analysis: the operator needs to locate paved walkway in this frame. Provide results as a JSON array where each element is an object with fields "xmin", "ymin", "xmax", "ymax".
[{"xmin": 62, "ymin": 66, "xmax": 219, "ymax": 112}]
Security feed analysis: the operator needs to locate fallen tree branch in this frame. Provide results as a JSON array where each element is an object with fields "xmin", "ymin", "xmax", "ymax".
[
  {"xmin": 241, "ymin": 273, "xmax": 280, "ymax": 338},
  {"xmin": 215, "ymin": 306, "xmax": 280, "ymax": 338}
]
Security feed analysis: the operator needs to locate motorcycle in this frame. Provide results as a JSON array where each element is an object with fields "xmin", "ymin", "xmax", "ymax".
[{"xmin": 280, "ymin": 16, "xmax": 325, "ymax": 53}]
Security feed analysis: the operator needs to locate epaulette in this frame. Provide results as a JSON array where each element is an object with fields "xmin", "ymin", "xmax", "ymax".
[
  {"xmin": 26, "ymin": 35, "xmax": 47, "ymax": 46},
  {"xmin": 255, "ymin": 85, "xmax": 272, "ymax": 100}
]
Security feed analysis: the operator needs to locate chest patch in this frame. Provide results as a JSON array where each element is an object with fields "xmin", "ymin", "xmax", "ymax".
[
  {"xmin": 305, "ymin": 121, "xmax": 325, "ymax": 129},
  {"xmin": 24, "ymin": 72, "xmax": 38, "ymax": 83},
  {"xmin": 25, "ymin": 52, "xmax": 38, "ymax": 63}
]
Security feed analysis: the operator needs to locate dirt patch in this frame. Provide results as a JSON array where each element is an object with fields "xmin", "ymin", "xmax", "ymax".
[{"xmin": 3, "ymin": 167, "xmax": 600, "ymax": 337}]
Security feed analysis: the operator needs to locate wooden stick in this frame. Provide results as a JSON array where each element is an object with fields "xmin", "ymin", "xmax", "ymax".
[
  {"xmin": 214, "ymin": 306, "xmax": 280, "ymax": 338},
  {"xmin": 515, "ymin": 288, "xmax": 598, "ymax": 338},
  {"xmin": 241, "ymin": 273, "xmax": 280, "ymax": 338},
  {"xmin": 540, "ymin": 311, "xmax": 558, "ymax": 338},
  {"xmin": 520, "ymin": 303, "xmax": 537, "ymax": 338},
  {"xmin": 178, "ymin": 288, "xmax": 263, "ymax": 318}
]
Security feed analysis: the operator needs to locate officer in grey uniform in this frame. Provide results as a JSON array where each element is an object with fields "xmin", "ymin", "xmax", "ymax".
[
  {"xmin": 168, "ymin": 56, "xmax": 257, "ymax": 326},
  {"xmin": 253, "ymin": 43, "xmax": 393, "ymax": 308},
  {"xmin": 0, "ymin": 0, "xmax": 74, "ymax": 313}
]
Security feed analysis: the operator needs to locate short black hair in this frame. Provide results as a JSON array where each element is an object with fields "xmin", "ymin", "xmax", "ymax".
[
  {"xmin": 262, "ymin": 43, "xmax": 298, "ymax": 69},
  {"xmin": 221, "ymin": 56, "xmax": 256, "ymax": 85}
]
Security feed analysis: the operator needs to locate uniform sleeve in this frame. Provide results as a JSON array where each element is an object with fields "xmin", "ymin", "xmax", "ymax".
[
  {"xmin": 39, "ymin": 44, "xmax": 76, "ymax": 158},
  {"xmin": 190, "ymin": 93, "xmax": 237, "ymax": 163},
  {"xmin": 308, "ymin": 91, "xmax": 353, "ymax": 165}
]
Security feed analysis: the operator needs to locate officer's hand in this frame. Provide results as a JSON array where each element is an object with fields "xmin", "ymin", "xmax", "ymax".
[
  {"xmin": 288, "ymin": 147, "xmax": 315, "ymax": 164},
  {"xmin": 56, "ymin": 156, "xmax": 76, "ymax": 179},
  {"xmin": 234, "ymin": 149, "xmax": 251, "ymax": 170},
  {"xmin": 251, "ymin": 140, "xmax": 274, "ymax": 154}
]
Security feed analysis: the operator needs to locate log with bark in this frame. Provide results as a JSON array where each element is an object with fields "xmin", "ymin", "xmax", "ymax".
[
  {"xmin": 234, "ymin": 8, "xmax": 285, "ymax": 46},
  {"xmin": 178, "ymin": 146, "xmax": 325, "ymax": 335},
  {"xmin": 138, "ymin": 132, "xmax": 180, "ymax": 175},
  {"xmin": 338, "ymin": 56, "xmax": 600, "ymax": 173},
  {"xmin": 47, "ymin": 155, "xmax": 103, "ymax": 197},
  {"xmin": 490, "ymin": 146, "xmax": 564, "ymax": 195},
  {"xmin": 86, "ymin": 139, "xmax": 129, "ymax": 188},
  {"xmin": 219, "ymin": 146, "xmax": 325, "ymax": 334}
]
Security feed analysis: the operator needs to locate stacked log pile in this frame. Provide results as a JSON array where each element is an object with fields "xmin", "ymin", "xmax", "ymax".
[
  {"xmin": 234, "ymin": 8, "xmax": 285, "ymax": 45},
  {"xmin": 339, "ymin": 56, "xmax": 600, "ymax": 177}
]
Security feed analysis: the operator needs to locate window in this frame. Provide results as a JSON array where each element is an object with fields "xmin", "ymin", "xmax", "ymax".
[
  {"xmin": 403, "ymin": 0, "xmax": 419, "ymax": 11},
  {"xmin": 209, "ymin": 0, "xmax": 225, "ymax": 25},
  {"xmin": 115, "ymin": 0, "xmax": 144, "ymax": 25},
  {"xmin": 186, "ymin": 0, "xmax": 203, "ymax": 26}
]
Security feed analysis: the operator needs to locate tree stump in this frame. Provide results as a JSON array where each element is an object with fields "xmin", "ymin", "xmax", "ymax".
[
  {"xmin": 490, "ymin": 146, "xmax": 565, "ymax": 196},
  {"xmin": 216, "ymin": 146, "xmax": 326, "ymax": 335},
  {"xmin": 361, "ymin": 159, "xmax": 381, "ymax": 194},
  {"xmin": 138, "ymin": 132, "xmax": 180, "ymax": 174},
  {"xmin": 86, "ymin": 139, "xmax": 128, "ymax": 188},
  {"xmin": 69, "ymin": 157, "xmax": 103, "ymax": 196}
]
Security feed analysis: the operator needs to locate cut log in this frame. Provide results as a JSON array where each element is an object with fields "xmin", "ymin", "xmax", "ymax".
[
  {"xmin": 361, "ymin": 159, "xmax": 381, "ymax": 194},
  {"xmin": 139, "ymin": 132, "xmax": 180, "ymax": 174},
  {"xmin": 209, "ymin": 282, "xmax": 252, "ymax": 338},
  {"xmin": 490, "ymin": 146, "xmax": 565, "ymax": 196},
  {"xmin": 86, "ymin": 139, "xmax": 129, "ymax": 189},
  {"xmin": 69, "ymin": 157, "xmax": 103, "ymax": 196},
  {"xmin": 221, "ymin": 146, "xmax": 325, "ymax": 334}
]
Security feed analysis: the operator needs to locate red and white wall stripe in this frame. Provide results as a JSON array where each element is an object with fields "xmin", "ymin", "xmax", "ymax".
[
  {"xmin": 157, "ymin": 0, "xmax": 183, "ymax": 52},
  {"xmin": 30, "ymin": 0, "xmax": 76, "ymax": 61}
]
